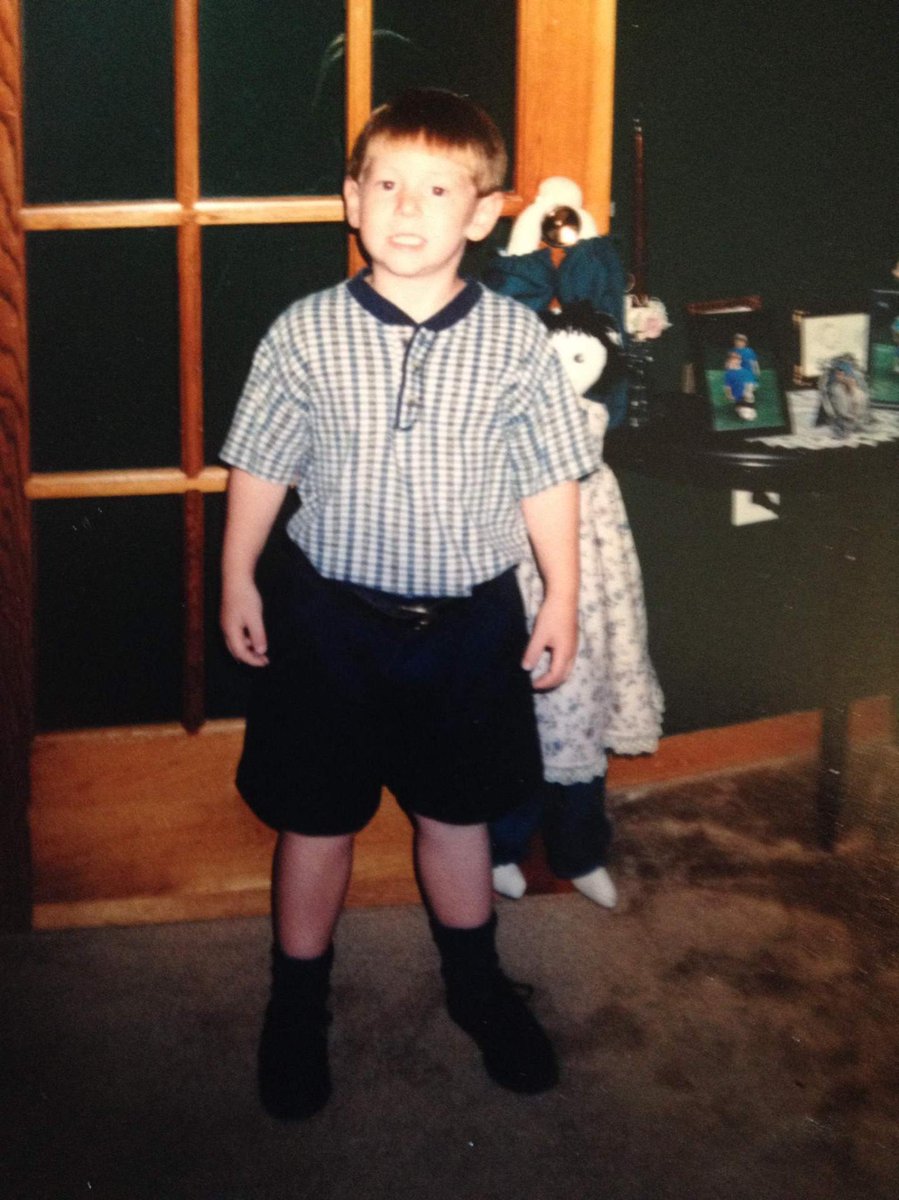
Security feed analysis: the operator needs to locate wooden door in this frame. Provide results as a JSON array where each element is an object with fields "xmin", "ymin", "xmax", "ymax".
[{"xmin": 0, "ymin": 0, "xmax": 616, "ymax": 929}]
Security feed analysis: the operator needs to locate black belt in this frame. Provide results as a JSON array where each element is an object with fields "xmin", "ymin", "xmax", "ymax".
[
  {"xmin": 344, "ymin": 584, "xmax": 465, "ymax": 627},
  {"xmin": 288, "ymin": 543, "xmax": 483, "ymax": 628}
]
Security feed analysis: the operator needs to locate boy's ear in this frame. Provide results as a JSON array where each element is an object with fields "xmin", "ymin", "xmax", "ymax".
[
  {"xmin": 466, "ymin": 190, "xmax": 505, "ymax": 243},
  {"xmin": 343, "ymin": 177, "xmax": 361, "ymax": 229}
]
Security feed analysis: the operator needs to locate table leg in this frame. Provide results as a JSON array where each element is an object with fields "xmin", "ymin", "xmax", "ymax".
[
  {"xmin": 817, "ymin": 699, "xmax": 848, "ymax": 850},
  {"xmin": 814, "ymin": 499, "xmax": 863, "ymax": 851},
  {"xmin": 814, "ymin": 476, "xmax": 897, "ymax": 849}
]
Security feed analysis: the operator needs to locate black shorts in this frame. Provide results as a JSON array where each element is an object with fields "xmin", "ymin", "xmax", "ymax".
[{"xmin": 236, "ymin": 545, "xmax": 543, "ymax": 836}]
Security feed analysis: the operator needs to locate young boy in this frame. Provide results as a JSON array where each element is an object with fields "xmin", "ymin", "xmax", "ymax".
[
  {"xmin": 723, "ymin": 349, "xmax": 757, "ymax": 419},
  {"xmin": 219, "ymin": 89, "xmax": 599, "ymax": 1119},
  {"xmin": 732, "ymin": 332, "xmax": 760, "ymax": 378}
]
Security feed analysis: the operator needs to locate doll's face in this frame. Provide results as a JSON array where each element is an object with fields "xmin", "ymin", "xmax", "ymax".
[{"xmin": 551, "ymin": 329, "xmax": 607, "ymax": 397}]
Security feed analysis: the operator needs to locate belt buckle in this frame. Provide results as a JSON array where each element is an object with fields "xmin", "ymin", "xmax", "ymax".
[{"xmin": 397, "ymin": 600, "xmax": 438, "ymax": 629}]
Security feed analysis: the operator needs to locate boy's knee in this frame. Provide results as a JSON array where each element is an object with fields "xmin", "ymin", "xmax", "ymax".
[
  {"xmin": 414, "ymin": 814, "xmax": 487, "ymax": 843},
  {"xmin": 278, "ymin": 829, "xmax": 355, "ymax": 860}
]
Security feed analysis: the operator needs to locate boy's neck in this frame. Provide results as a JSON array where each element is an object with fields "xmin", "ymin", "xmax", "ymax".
[{"xmin": 366, "ymin": 267, "xmax": 466, "ymax": 325}]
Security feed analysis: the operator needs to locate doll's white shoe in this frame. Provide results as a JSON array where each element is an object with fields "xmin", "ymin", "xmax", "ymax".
[
  {"xmin": 492, "ymin": 863, "xmax": 527, "ymax": 900},
  {"xmin": 572, "ymin": 866, "xmax": 618, "ymax": 909}
]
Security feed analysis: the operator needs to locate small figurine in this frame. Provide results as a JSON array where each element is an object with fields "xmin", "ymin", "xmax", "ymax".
[
  {"xmin": 817, "ymin": 354, "xmax": 871, "ymax": 435},
  {"xmin": 731, "ymin": 332, "xmax": 760, "ymax": 378},
  {"xmin": 723, "ymin": 349, "xmax": 758, "ymax": 420}
]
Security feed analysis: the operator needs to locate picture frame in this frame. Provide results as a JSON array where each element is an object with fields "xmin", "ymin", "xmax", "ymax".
[
  {"xmin": 867, "ymin": 289, "xmax": 899, "ymax": 407},
  {"xmin": 791, "ymin": 310, "xmax": 869, "ymax": 387},
  {"xmin": 681, "ymin": 296, "xmax": 762, "ymax": 394},
  {"xmin": 686, "ymin": 305, "xmax": 790, "ymax": 436},
  {"xmin": 685, "ymin": 294, "xmax": 763, "ymax": 317}
]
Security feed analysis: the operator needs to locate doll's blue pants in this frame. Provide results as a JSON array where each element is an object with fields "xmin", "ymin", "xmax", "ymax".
[{"xmin": 489, "ymin": 775, "xmax": 613, "ymax": 880}]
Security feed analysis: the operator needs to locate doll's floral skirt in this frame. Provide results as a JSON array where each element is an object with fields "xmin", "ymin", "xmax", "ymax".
[{"xmin": 517, "ymin": 458, "xmax": 664, "ymax": 784}]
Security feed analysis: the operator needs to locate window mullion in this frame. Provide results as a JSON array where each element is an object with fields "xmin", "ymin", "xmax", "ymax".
[{"xmin": 175, "ymin": 0, "xmax": 205, "ymax": 732}]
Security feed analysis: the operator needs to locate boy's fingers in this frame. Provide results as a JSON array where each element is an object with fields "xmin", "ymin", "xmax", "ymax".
[
  {"xmin": 531, "ymin": 665, "xmax": 560, "ymax": 691},
  {"xmin": 222, "ymin": 614, "xmax": 269, "ymax": 666},
  {"xmin": 233, "ymin": 644, "xmax": 269, "ymax": 667},
  {"xmin": 244, "ymin": 614, "xmax": 268, "ymax": 657},
  {"xmin": 521, "ymin": 625, "xmax": 547, "ymax": 672},
  {"xmin": 242, "ymin": 618, "xmax": 269, "ymax": 666},
  {"xmin": 531, "ymin": 654, "xmax": 573, "ymax": 691},
  {"xmin": 522, "ymin": 629, "xmax": 575, "ymax": 691}
]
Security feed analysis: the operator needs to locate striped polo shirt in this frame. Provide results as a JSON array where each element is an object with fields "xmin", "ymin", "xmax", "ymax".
[{"xmin": 221, "ymin": 273, "xmax": 599, "ymax": 597}]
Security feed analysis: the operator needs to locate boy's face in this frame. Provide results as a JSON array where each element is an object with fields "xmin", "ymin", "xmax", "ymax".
[{"xmin": 343, "ymin": 136, "xmax": 503, "ymax": 295}]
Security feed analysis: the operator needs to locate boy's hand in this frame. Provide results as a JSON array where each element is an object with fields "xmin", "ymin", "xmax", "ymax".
[
  {"xmin": 520, "ymin": 480, "xmax": 580, "ymax": 690},
  {"xmin": 219, "ymin": 468, "xmax": 288, "ymax": 666},
  {"xmin": 221, "ymin": 578, "xmax": 270, "ymax": 667},
  {"xmin": 522, "ymin": 593, "xmax": 578, "ymax": 691}
]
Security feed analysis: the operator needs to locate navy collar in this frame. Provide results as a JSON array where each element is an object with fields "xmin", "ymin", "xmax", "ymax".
[{"xmin": 347, "ymin": 271, "xmax": 482, "ymax": 331}]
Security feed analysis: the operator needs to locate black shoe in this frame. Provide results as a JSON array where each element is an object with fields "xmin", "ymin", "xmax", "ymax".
[
  {"xmin": 258, "ymin": 944, "xmax": 333, "ymax": 1120},
  {"xmin": 447, "ymin": 970, "xmax": 559, "ymax": 1094},
  {"xmin": 258, "ymin": 998, "xmax": 332, "ymax": 1120}
]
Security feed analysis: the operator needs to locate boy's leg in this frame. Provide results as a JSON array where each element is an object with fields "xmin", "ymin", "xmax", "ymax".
[
  {"xmin": 416, "ymin": 815, "xmax": 558, "ymax": 1094},
  {"xmin": 273, "ymin": 830, "xmax": 354, "ymax": 957},
  {"xmin": 414, "ymin": 815, "xmax": 492, "ymax": 928},
  {"xmin": 259, "ymin": 831, "xmax": 354, "ymax": 1121}
]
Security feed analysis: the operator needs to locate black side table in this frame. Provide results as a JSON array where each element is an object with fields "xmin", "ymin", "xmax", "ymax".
[{"xmin": 605, "ymin": 392, "xmax": 899, "ymax": 848}]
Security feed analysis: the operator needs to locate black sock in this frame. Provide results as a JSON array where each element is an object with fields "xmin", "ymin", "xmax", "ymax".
[{"xmin": 258, "ymin": 942, "xmax": 334, "ymax": 1120}]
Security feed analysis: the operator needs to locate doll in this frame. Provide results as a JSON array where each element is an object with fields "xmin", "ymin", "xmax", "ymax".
[
  {"xmin": 485, "ymin": 180, "xmax": 664, "ymax": 908},
  {"xmin": 817, "ymin": 353, "xmax": 871, "ymax": 435}
]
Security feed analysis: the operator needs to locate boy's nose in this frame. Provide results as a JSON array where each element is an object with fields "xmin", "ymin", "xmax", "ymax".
[{"xmin": 395, "ymin": 188, "xmax": 421, "ymax": 215}]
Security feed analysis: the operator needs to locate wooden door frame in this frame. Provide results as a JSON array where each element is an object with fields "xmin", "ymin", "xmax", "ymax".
[
  {"xmin": 0, "ymin": 0, "xmax": 617, "ymax": 929},
  {"xmin": 0, "ymin": 1, "xmax": 32, "ymax": 930}
]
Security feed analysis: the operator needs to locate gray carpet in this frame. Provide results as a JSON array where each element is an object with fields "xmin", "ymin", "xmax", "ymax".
[{"xmin": 3, "ymin": 749, "xmax": 898, "ymax": 1200}]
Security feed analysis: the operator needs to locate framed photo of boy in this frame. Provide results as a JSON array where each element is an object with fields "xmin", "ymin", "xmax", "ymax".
[
  {"xmin": 686, "ymin": 307, "xmax": 790, "ymax": 436},
  {"xmin": 868, "ymin": 289, "xmax": 899, "ymax": 408}
]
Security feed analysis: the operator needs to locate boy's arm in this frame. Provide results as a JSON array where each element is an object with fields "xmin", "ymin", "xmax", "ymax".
[
  {"xmin": 520, "ymin": 479, "xmax": 580, "ymax": 691},
  {"xmin": 221, "ymin": 467, "xmax": 289, "ymax": 666}
]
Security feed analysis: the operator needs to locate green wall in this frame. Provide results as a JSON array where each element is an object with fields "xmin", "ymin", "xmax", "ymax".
[{"xmin": 607, "ymin": 0, "xmax": 898, "ymax": 733}]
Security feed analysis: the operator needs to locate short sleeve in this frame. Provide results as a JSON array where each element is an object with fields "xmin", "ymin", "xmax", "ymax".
[
  {"xmin": 504, "ymin": 317, "xmax": 601, "ymax": 498},
  {"xmin": 220, "ymin": 319, "xmax": 311, "ymax": 485}
]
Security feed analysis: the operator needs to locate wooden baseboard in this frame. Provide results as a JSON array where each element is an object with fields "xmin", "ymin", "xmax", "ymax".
[
  {"xmin": 30, "ymin": 697, "xmax": 892, "ymax": 930},
  {"xmin": 606, "ymin": 695, "xmax": 892, "ymax": 790}
]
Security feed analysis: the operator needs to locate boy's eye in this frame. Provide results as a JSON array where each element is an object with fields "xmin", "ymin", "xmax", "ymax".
[
  {"xmin": 378, "ymin": 180, "xmax": 395, "ymax": 191},
  {"xmin": 432, "ymin": 186, "xmax": 446, "ymax": 196}
]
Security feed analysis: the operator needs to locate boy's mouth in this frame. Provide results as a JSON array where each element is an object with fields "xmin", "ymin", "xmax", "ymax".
[{"xmin": 390, "ymin": 234, "xmax": 425, "ymax": 247}]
